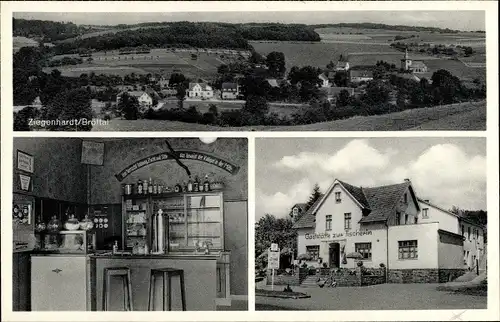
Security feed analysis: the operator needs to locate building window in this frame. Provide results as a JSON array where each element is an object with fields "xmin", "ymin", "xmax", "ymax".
[
  {"xmin": 468, "ymin": 227, "xmax": 471, "ymax": 240},
  {"xmin": 398, "ymin": 240, "xmax": 418, "ymax": 260},
  {"xmin": 403, "ymin": 193, "xmax": 408, "ymax": 204},
  {"xmin": 461, "ymin": 225, "xmax": 465, "ymax": 237},
  {"xmin": 326, "ymin": 215, "xmax": 332, "ymax": 230},
  {"xmin": 306, "ymin": 245, "xmax": 320, "ymax": 260},
  {"xmin": 404, "ymin": 214, "xmax": 409, "ymax": 225},
  {"xmin": 396, "ymin": 212, "xmax": 401, "ymax": 225},
  {"xmin": 414, "ymin": 215, "xmax": 418, "ymax": 224},
  {"xmin": 335, "ymin": 192, "xmax": 341, "ymax": 203},
  {"xmin": 344, "ymin": 213, "xmax": 352, "ymax": 230},
  {"xmin": 292, "ymin": 207, "xmax": 299, "ymax": 219},
  {"xmin": 422, "ymin": 208, "xmax": 429, "ymax": 218},
  {"xmin": 355, "ymin": 243, "xmax": 372, "ymax": 260}
]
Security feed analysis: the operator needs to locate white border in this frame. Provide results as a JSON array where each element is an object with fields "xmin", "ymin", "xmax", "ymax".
[{"xmin": 1, "ymin": 1, "xmax": 499, "ymax": 321}]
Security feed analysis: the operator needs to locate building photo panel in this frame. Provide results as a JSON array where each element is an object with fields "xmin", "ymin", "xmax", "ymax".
[
  {"xmin": 255, "ymin": 137, "xmax": 487, "ymax": 310},
  {"xmin": 12, "ymin": 137, "xmax": 248, "ymax": 311}
]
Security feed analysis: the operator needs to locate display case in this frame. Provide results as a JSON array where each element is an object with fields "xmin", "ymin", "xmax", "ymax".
[
  {"xmin": 37, "ymin": 230, "xmax": 96, "ymax": 254},
  {"xmin": 122, "ymin": 191, "xmax": 224, "ymax": 254}
]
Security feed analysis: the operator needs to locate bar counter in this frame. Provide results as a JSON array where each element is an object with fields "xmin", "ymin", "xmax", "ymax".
[{"xmin": 31, "ymin": 251, "xmax": 229, "ymax": 311}]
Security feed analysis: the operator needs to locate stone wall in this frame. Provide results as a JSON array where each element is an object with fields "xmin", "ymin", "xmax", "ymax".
[
  {"xmin": 266, "ymin": 270, "xmax": 301, "ymax": 285},
  {"xmin": 332, "ymin": 268, "xmax": 361, "ymax": 287},
  {"xmin": 388, "ymin": 269, "xmax": 439, "ymax": 283},
  {"xmin": 438, "ymin": 269, "xmax": 467, "ymax": 283},
  {"xmin": 361, "ymin": 268, "xmax": 386, "ymax": 286}
]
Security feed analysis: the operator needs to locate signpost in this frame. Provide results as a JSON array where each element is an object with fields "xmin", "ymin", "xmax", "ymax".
[{"xmin": 268, "ymin": 245, "xmax": 280, "ymax": 290}]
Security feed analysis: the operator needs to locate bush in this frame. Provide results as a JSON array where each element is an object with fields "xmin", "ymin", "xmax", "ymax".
[
  {"xmin": 297, "ymin": 253, "xmax": 312, "ymax": 261},
  {"xmin": 379, "ymin": 263, "xmax": 386, "ymax": 268},
  {"xmin": 322, "ymin": 262, "xmax": 328, "ymax": 268},
  {"xmin": 357, "ymin": 261, "xmax": 364, "ymax": 267},
  {"xmin": 301, "ymin": 262, "xmax": 308, "ymax": 268}
]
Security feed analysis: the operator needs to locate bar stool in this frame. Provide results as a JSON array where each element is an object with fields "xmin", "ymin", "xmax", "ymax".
[
  {"xmin": 147, "ymin": 268, "xmax": 186, "ymax": 311},
  {"xmin": 102, "ymin": 267, "xmax": 133, "ymax": 311}
]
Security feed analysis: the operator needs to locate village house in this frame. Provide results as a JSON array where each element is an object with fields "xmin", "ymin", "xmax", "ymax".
[
  {"xmin": 116, "ymin": 91, "xmax": 153, "ymax": 107},
  {"xmin": 292, "ymin": 178, "xmax": 486, "ymax": 283},
  {"xmin": 401, "ymin": 48, "xmax": 429, "ymax": 73},
  {"xmin": 157, "ymin": 77, "xmax": 170, "ymax": 89},
  {"xmin": 320, "ymin": 87, "xmax": 355, "ymax": 102},
  {"xmin": 187, "ymin": 82, "xmax": 214, "ymax": 99},
  {"xmin": 334, "ymin": 61, "xmax": 350, "ymax": 72},
  {"xmin": 290, "ymin": 203, "xmax": 308, "ymax": 223},
  {"xmin": 349, "ymin": 70, "xmax": 374, "ymax": 83},
  {"xmin": 418, "ymin": 198, "xmax": 485, "ymax": 271},
  {"xmin": 318, "ymin": 73, "xmax": 330, "ymax": 87},
  {"xmin": 221, "ymin": 82, "xmax": 239, "ymax": 100}
]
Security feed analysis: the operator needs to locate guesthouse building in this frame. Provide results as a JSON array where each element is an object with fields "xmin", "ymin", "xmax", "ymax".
[
  {"xmin": 188, "ymin": 83, "xmax": 214, "ymax": 99},
  {"xmin": 293, "ymin": 179, "xmax": 486, "ymax": 283}
]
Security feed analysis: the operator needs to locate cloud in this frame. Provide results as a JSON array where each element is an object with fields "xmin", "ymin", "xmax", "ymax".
[
  {"xmin": 258, "ymin": 141, "xmax": 486, "ymax": 220},
  {"xmin": 274, "ymin": 139, "xmax": 393, "ymax": 174},
  {"xmin": 389, "ymin": 144, "xmax": 486, "ymax": 210}
]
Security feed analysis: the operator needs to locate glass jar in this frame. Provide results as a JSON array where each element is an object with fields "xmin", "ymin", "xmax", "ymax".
[
  {"xmin": 47, "ymin": 216, "xmax": 62, "ymax": 233},
  {"xmin": 79, "ymin": 215, "xmax": 94, "ymax": 231},
  {"xmin": 64, "ymin": 214, "xmax": 80, "ymax": 231}
]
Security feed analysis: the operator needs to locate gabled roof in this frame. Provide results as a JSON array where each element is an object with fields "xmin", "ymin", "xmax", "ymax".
[
  {"xmin": 293, "ymin": 179, "xmax": 419, "ymax": 228},
  {"xmin": 266, "ymin": 79, "xmax": 279, "ymax": 88},
  {"xmin": 410, "ymin": 60, "xmax": 427, "ymax": 68},
  {"xmin": 222, "ymin": 82, "xmax": 238, "ymax": 90},
  {"xmin": 337, "ymin": 61, "xmax": 349, "ymax": 68},
  {"xmin": 188, "ymin": 82, "xmax": 212, "ymax": 91},
  {"xmin": 360, "ymin": 181, "xmax": 414, "ymax": 223},
  {"xmin": 350, "ymin": 70, "xmax": 374, "ymax": 78},
  {"xmin": 118, "ymin": 91, "xmax": 149, "ymax": 98}
]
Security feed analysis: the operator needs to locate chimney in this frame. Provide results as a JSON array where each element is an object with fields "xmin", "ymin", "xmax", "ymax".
[{"xmin": 404, "ymin": 178, "xmax": 410, "ymax": 182}]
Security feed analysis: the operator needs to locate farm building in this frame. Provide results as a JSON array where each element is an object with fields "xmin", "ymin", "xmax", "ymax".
[
  {"xmin": 293, "ymin": 178, "xmax": 486, "ymax": 283},
  {"xmin": 349, "ymin": 70, "xmax": 374, "ymax": 83},
  {"xmin": 320, "ymin": 87, "xmax": 355, "ymax": 102},
  {"xmin": 116, "ymin": 91, "xmax": 153, "ymax": 107},
  {"xmin": 318, "ymin": 73, "xmax": 330, "ymax": 87},
  {"xmin": 221, "ymin": 82, "xmax": 239, "ymax": 100},
  {"xmin": 334, "ymin": 61, "xmax": 350, "ymax": 72},
  {"xmin": 188, "ymin": 82, "xmax": 214, "ymax": 99},
  {"xmin": 401, "ymin": 49, "xmax": 429, "ymax": 73}
]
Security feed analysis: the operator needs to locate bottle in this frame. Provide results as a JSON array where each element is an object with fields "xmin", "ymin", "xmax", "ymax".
[
  {"xmin": 143, "ymin": 179, "xmax": 148, "ymax": 195},
  {"xmin": 203, "ymin": 175, "xmax": 210, "ymax": 191},
  {"xmin": 182, "ymin": 181, "xmax": 187, "ymax": 192},
  {"xmin": 158, "ymin": 184, "xmax": 163, "ymax": 194},
  {"xmin": 187, "ymin": 177, "xmax": 193, "ymax": 192},
  {"xmin": 137, "ymin": 179, "xmax": 143, "ymax": 194},
  {"xmin": 174, "ymin": 184, "xmax": 181, "ymax": 193},
  {"xmin": 193, "ymin": 176, "xmax": 199, "ymax": 192},
  {"xmin": 153, "ymin": 181, "xmax": 158, "ymax": 194},
  {"xmin": 148, "ymin": 178, "xmax": 153, "ymax": 194},
  {"xmin": 112, "ymin": 240, "xmax": 119, "ymax": 254}
]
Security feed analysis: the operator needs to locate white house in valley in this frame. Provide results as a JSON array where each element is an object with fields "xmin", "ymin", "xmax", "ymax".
[
  {"xmin": 188, "ymin": 82, "xmax": 214, "ymax": 99},
  {"xmin": 116, "ymin": 91, "xmax": 153, "ymax": 107},
  {"xmin": 293, "ymin": 178, "xmax": 486, "ymax": 283}
]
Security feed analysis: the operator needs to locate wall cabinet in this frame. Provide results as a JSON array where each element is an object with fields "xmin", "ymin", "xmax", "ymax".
[{"xmin": 31, "ymin": 255, "xmax": 89, "ymax": 311}]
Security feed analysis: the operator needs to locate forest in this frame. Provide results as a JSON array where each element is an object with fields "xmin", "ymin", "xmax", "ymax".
[
  {"xmin": 312, "ymin": 22, "xmax": 463, "ymax": 33},
  {"xmin": 13, "ymin": 18, "xmax": 95, "ymax": 42}
]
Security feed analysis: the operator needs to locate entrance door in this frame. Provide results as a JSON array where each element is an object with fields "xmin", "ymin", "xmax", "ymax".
[{"xmin": 329, "ymin": 243, "xmax": 340, "ymax": 268}]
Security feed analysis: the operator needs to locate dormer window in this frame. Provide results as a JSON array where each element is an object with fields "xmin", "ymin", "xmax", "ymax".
[
  {"xmin": 335, "ymin": 192, "xmax": 341, "ymax": 203},
  {"xmin": 422, "ymin": 208, "xmax": 429, "ymax": 218},
  {"xmin": 292, "ymin": 207, "xmax": 299, "ymax": 218}
]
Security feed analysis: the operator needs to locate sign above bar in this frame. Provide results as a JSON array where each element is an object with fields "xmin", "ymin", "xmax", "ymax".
[
  {"xmin": 115, "ymin": 150, "xmax": 240, "ymax": 181},
  {"xmin": 305, "ymin": 230, "xmax": 373, "ymax": 240}
]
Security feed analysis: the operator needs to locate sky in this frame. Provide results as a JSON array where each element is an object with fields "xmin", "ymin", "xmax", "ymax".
[
  {"xmin": 256, "ymin": 137, "xmax": 487, "ymax": 220},
  {"xmin": 13, "ymin": 11, "xmax": 485, "ymax": 31}
]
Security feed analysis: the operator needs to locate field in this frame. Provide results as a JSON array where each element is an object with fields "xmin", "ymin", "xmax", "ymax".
[
  {"xmin": 45, "ymin": 49, "xmax": 223, "ymax": 79},
  {"xmin": 249, "ymin": 40, "xmax": 400, "ymax": 69},
  {"xmin": 91, "ymin": 100, "xmax": 485, "ymax": 131},
  {"xmin": 13, "ymin": 36, "xmax": 38, "ymax": 53}
]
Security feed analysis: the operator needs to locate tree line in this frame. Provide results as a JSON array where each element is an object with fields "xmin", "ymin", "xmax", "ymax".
[{"xmin": 13, "ymin": 18, "xmax": 94, "ymax": 42}]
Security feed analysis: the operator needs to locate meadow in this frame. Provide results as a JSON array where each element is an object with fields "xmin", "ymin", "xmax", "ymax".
[{"xmin": 45, "ymin": 49, "xmax": 222, "ymax": 79}]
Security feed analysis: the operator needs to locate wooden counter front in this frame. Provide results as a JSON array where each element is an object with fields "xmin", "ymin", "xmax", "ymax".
[{"xmin": 89, "ymin": 255, "xmax": 217, "ymax": 311}]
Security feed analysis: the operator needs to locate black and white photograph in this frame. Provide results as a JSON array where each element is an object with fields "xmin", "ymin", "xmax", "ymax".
[
  {"xmin": 255, "ymin": 137, "xmax": 487, "ymax": 310},
  {"xmin": 12, "ymin": 10, "xmax": 486, "ymax": 131},
  {"xmin": 12, "ymin": 137, "xmax": 248, "ymax": 311}
]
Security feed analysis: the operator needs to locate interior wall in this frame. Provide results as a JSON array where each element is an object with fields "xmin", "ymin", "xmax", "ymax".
[
  {"xmin": 89, "ymin": 138, "xmax": 247, "ymax": 204},
  {"xmin": 13, "ymin": 138, "xmax": 87, "ymax": 204}
]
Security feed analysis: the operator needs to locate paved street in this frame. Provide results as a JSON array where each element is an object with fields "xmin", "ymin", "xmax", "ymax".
[{"xmin": 256, "ymin": 283, "xmax": 487, "ymax": 310}]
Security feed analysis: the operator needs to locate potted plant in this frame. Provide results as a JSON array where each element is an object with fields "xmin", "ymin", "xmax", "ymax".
[{"xmin": 317, "ymin": 257, "xmax": 323, "ymax": 264}]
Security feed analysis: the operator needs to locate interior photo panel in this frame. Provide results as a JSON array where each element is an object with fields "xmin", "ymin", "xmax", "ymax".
[{"xmin": 12, "ymin": 137, "xmax": 248, "ymax": 311}]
